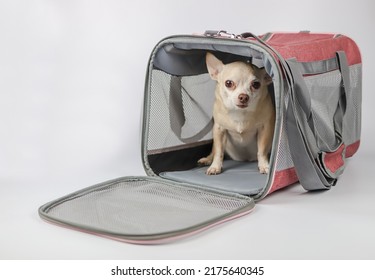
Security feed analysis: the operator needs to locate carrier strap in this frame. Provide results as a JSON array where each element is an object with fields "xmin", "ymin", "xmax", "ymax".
[
  {"xmin": 283, "ymin": 52, "xmax": 351, "ymax": 191},
  {"xmin": 285, "ymin": 92, "xmax": 334, "ymax": 190},
  {"xmin": 282, "ymin": 59, "xmax": 332, "ymax": 190},
  {"xmin": 169, "ymin": 76, "xmax": 213, "ymax": 143}
]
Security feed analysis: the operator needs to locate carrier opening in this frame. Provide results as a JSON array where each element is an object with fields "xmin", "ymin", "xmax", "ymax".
[{"xmin": 143, "ymin": 38, "xmax": 278, "ymax": 196}]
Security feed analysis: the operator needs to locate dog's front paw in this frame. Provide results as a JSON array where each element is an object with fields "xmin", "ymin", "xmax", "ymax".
[
  {"xmin": 258, "ymin": 163, "xmax": 270, "ymax": 174},
  {"xmin": 206, "ymin": 165, "xmax": 222, "ymax": 175},
  {"xmin": 258, "ymin": 155, "xmax": 270, "ymax": 174}
]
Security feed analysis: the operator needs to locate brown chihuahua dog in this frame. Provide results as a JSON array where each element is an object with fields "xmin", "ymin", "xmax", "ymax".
[{"xmin": 198, "ymin": 53, "xmax": 275, "ymax": 175}]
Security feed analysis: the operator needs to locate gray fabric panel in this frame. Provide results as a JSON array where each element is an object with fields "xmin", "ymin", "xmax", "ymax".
[
  {"xmin": 39, "ymin": 177, "xmax": 254, "ymax": 243},
  {"xmin": 153, "ymin": 42, "xmax": 265, "ymax": 76},
  {"xmin": 160, "ymin": 160, "xmax": 267, "ymax": 196}
]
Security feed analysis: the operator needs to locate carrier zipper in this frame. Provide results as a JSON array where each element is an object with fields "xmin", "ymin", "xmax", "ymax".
[
  {"xmin": 204, "ymin": 30, "xmax": 243, "ymax": 39},
  {"xmin": 204, "ymin": 30, "xmax": 273, "ymax": 42}
]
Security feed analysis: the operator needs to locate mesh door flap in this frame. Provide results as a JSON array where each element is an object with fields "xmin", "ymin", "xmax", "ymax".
[{"xmin": 39, "ymin": 177, "xmax": 254, "ymax": 244}]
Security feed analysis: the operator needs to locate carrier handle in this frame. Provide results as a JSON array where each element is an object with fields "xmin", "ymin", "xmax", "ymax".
[
  {"xmin": 335, "ymin": 51, "xmax": 351, "ymax": 132},
  {"xmin": 169, "ymin": 76, "xmax": 214, "ymax": 143}
]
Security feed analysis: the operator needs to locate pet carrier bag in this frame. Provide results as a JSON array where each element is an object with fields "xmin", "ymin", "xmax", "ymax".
[{"xmin": 39, "ymin": 31, "xmax": 362, "ymax": 244}]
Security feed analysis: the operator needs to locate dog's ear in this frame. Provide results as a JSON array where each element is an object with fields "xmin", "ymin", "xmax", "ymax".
[{"xmin": 206, "ymin": 53, "xmax": 223, "ymax": 80}]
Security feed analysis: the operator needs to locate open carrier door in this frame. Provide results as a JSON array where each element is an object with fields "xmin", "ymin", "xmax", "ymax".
[
  {"xmin": 39, "ymin": 177, "xmax": 255, "ymax": 244},
  {"xmin": 39, "ymin": 33, "xmax": 277, "ymax": 244}
]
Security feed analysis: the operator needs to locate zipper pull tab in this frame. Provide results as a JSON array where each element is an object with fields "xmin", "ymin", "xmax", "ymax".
[{"xmin": 204, "ymin": 30, "xmax": 241, "ymax": 39}]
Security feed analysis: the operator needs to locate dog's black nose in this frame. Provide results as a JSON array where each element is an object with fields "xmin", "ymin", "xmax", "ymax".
[{"xmin": 238, "ymin": 94, "xmax": 249, "ymax": 104}]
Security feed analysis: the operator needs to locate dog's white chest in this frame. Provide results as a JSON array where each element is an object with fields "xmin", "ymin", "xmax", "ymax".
[
  {"xmin": 227, "ymin": 124, "xmax": 256, "ymax": 143},
  {"xmin": 227, "ymin": 122, "xmax": 250, "ymax": 143},
  {"xmin": 225, "ymin": 124, "xmax": 258, "ymax": 161},
  {"xmin": 235, "ymin": 122, "xmax": 247, "ymax": 135}
]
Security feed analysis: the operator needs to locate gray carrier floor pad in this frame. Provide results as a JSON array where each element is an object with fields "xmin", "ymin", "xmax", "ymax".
[{"xmin": 160, "ymin": 160, "xmax": 267, "ymax": 196}]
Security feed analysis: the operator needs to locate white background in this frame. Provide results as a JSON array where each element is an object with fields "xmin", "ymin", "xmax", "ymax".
[{"xmin": 1, "ymin": 0, "xmax": 374, "ymax": 259}]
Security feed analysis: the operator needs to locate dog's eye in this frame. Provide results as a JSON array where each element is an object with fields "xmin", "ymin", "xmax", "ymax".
[
  {"xmin": 251, "ymin": 80, "xmax": 261, "ymax": 90},
  {"xmin": 225, "ymin": 80, "xmax": 235, "ymax": 89}
]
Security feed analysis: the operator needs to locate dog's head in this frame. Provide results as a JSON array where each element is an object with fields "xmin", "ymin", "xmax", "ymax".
[{"xmin": 206, "ymin": 52, "xmax": 272, "ymax": 110}]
